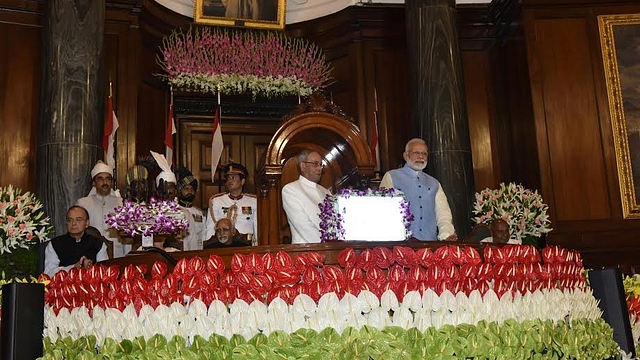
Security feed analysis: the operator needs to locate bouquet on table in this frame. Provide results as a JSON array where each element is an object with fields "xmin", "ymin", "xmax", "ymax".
[{"xmin": 106, "ymin": 197, "xmax": 188, "ymax": 238}]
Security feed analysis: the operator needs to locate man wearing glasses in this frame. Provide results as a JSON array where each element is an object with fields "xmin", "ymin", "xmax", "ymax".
[
  {"xmin": 44, "ymin": 206, "xmax": 108, "ymax": 276},
  {"xmin": 282, "ymin": 149, "xmax": 331, "ymax": 244},
  {"xmin": 380, "ymin": 138, "xmax": 457, "ymax": 241}
]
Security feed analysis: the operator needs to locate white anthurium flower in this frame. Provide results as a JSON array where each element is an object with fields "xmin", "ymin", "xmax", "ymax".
[
  {"xmin": 431, "ymin": 309, "xmax": 447, "ymax": 329},
  {"xmin": 292, "ymin": 294, "xmax": 317, "ymax": 316},
  {"xmin": 338, "ymin": 292, "xmax": 361, "ymax": 315},
  {"xmin": 344, "ymin": 311, "xmax": 367, "ymax": 329},
  {"xmin": 290, "ymin": 309, "xmax": 308, "ymax": 332},
  {"xmin": 441, "ymin": 290, "xmax": 457, "ymax": 312},
  {"xmin": 366, "ymin": 307, "xmax": 392, "ymax": 330},
  {"xmin": 329, "ymin": 310, "xmax": 347, "ymax": 334},
  {"xmin": 358, "ymin": 290, "xmax": 380, "ymax": 313},
  {"xmin": 468, "ymin": 289, "xmax": 483, "ymax": 307},
  {"xmin": 318, "ymin": 292, "xmax": 340, "ymax": 313},
  {"xmin": 380, "ymin": 289, "xmax": 399, "ymax": 311},
  {"xmin": 306, "ymin": 311, "xmax": 325, "ymax": 332},
  {"xmin": 249, "ymin": 300, "xmax": 269, "ymax": 330},
  {"xmin": 457, "ymin": 308, "xmax": 473, "ymax": 325},
  {"xmin": 178, "ymin": 313, "xmax": 197, "ymax": 338},
  {"xmin": 208, "ymin": 299, "xmax": 228, "ymax": 317},
  {"xmin": 413, "ymin": 310, "xmax": 432, "ymax": 331},
  {"xmin": 392, "ymin": 306, "xmax": 413, "ymax": 328},
  {"xmin": 169, "ymin": 301, "xmax": 187, "ymax": 318},
  {"xmin": 230, "ymin": 299, "xmax": 250, "ymax": 316},
  {"xmin": 194, "ymin": 315, "xmax": 214, "ymax": 339},
  {"xmin": 402, "ymin": 290, "xmax": 422, "ymax": 312},
  {"xmin": 188, "ymin": 299, "xmax": 208, "ymax": 317},
  {"xmin": 422, "ymin": 288, "xmax": 441, "ymax": 312},
  {"xmin": 455, "ymin": 291, "xmax": 470, "ymax": 311},
  {"xmin": 268, "ymin": 297, "xmax": 290, "ymax": 315}
]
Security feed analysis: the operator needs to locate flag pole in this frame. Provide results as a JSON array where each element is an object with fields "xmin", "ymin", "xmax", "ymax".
[
  {"xmin": 109, "ymin": 80, "xmax": 117, "ymax": 188},
  {"xmin": 372, "ymin": 86, "xmax": 381, "ymax": 172}
]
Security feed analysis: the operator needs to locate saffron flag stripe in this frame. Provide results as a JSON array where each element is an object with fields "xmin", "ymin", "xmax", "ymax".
[
  {"xmin": 103, "ymin": 95, "xmax": 119, "ymax": 168},
  {"xmin": 164, "ymin": 103, "xmax": 176, "ymax": 168}
]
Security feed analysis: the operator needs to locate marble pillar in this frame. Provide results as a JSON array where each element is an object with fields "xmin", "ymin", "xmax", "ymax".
[
  {"xmin": 37, "ymin": 0, "xmax": 105, "ymax": 235},
  {"xmin": 405, "ymin": 0, "xmax": 475, "ymax": 237}
]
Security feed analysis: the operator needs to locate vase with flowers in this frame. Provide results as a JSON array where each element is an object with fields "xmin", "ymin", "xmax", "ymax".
[
  {"xmin": 472, "ymin": 182, "xmax": 552, "ymax": 247},
  {"xmin": 0, "ymin": 185, "xmax": 53, "ymax": 278}
]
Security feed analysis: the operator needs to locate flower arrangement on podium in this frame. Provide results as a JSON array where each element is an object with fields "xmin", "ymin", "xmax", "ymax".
[
  {"xmin": 106, "ymin": 198, "xmax": 189, "ymax": 239},
  {"xmin": 472, "ymin": 182, "xmax": 552, "ymax": 245}
]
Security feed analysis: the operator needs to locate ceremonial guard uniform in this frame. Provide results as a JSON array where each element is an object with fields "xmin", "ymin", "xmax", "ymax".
[
  {"xmin": 176, "ymin": 166, "xmax": 206, "ymax": 251},
  {"xmin": 204, "ymin": 163, "xmax": 258, "ymax": 242}
]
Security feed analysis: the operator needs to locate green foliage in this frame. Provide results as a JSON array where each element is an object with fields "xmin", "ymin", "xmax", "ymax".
[{"xmin": 37, "ymin": 318, "xmax": 621, "ymax": 360}]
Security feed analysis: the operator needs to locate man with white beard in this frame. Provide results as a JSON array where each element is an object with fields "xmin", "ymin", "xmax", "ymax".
[{"xmin": 380, "ymin": 138, "xmax": 457, "ymax": 241}]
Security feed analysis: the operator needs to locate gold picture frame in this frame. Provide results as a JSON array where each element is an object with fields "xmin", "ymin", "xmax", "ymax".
[
  {"xmin": 194, "ymin": 0, "xmax": 286, "ymax": 30},
  {"xmin": 599, "ymin": 14, "xmax": 640, "ymax": 218}
]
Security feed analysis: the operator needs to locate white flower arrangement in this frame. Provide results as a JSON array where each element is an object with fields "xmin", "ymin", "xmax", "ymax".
[
  {"xmin": 0, "ymin": 185, "xmax": 53, "ymax": 254},
  {"xmin": 472, "ymin": 182, "xmax": 552, "ymax": 241}
]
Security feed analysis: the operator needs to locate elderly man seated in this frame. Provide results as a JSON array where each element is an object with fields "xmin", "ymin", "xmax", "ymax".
[
  {"xmin": 203, "ymin": 218, "xmax": 252, "ymax": 249},
  {"xmin": 44, "ymin": 206, "xmax": 108, "ymax": 276}
]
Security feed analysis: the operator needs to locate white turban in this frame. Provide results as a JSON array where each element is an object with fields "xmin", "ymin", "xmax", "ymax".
[
  {"xmin": 155, "ymin": 171, "xmax": 177, "ymax": 187},
  {"xmin": 91, "ymin": 161, "xmax": 113, "ymax": 179},
  {"xmin": 150, "ymin": 151, "xmax": 177, "ymax": 187}
]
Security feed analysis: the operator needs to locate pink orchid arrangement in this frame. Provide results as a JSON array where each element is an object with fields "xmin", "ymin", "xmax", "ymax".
[
  {"xmin": 106, "ymin": 198, "xmax": 189, "ymax": 237},
  {"xmin": 158, "ymin": 27, "xmax": 332, "ymax": 98}
]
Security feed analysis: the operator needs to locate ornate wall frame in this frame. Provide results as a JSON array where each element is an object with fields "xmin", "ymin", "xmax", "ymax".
[
  {"xmin": 599, "ymin": 13, "xmax": 640, "ymax": 218},
  {"xmin": 194, "ymin": 0, "xmax": 286, "ymax": 30}
]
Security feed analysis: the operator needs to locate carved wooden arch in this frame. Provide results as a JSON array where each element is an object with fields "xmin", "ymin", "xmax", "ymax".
[{"xmin": 257, "ymin": 107, "xmax": 375, "ymax": 245}]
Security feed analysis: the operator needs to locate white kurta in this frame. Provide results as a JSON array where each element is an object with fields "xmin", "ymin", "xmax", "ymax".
[
  {"xmin": 76, "ymin": 190, "xmax": 131, "ymax": 258},
  {"xmin": 181, "ymin": 205, "xmax": 206, "ymax": 251},
  {"xmin": 281, "ymin": 175, "xmax": 331, "ymax": 244},
  {"xmin": 204, "ymin": 193, "xmax": 258, "ymax": 241}
]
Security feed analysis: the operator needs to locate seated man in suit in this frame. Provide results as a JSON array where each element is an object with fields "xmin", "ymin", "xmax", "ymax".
[
  {"xmin": 481, "ymin": 219, "xmax": 520, "ymax": 244},
  {"xmin": 44, "ymin": 205, "xmax": 108, "ymax": 276},
  {"xmin": 204, "ymin": 218, "xmax": 252, "ymax": 248}
]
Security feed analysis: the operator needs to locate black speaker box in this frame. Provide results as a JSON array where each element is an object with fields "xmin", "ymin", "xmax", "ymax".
[
  {"xmin": 588, "ymin": 266, "xmax": 636, "ymax": 356},
  {"xmin": 1, "ymin": 282, "xmax": 45, "ymax": 360}
]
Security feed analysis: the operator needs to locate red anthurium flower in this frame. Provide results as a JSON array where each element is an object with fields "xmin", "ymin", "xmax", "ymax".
[
  {"xmin": 393, "ymin": 246, "xmax": 418, "ymax": 267},
  {"xmin": 247, "ymin": 253, "xmax": 265, "ymax": 274},
  {"xmin": 425, "ymin": 264, "xmax": 444, "ymax": 283},
  {"xmin": 345, "ymin": 266, "xmax": 364, "ymax": 282},
  {"xmin": 182, "ymin": 276, "xmax": 201, "ymax": 295},
  {"xmin": 442, "ymin": 264, "xmax": 461, "ymax": 282},
  {"xmin": 235, "ymin": 272, "xmax": 253, "ymax": 289},
  {"xmin": 249, "ymin": 274, "xmax": 272, "ymax": 294},
  {"xmin": 262, "ymin": 252, "xmax": 276, "ymax": 270},
  {"xmin": 365, "ymin": 266, "xmax": 385, "ymax": 283},
  {"xmin": 190, "ymin": 289, "xmax": 209, "ymax": 305},
  {"xmin": 151, "ymin": 261, "xmax": 168, "ymax": 279},
  {"xmin": 295, "ymin": 253, "xmax": 311, "ymax": 268},
  {"xmin": 301, "ymin": 266, "xmax": 322, "ymax": 284},
  {"xmin": 276, "ymin": 267, "xmax": 300, "ymax": 286},
  {"xmin": 104, "ymin": 265, "xmax": 120, "ymax": 282},
  {"xmin": 459, "ymin": 264, "xmax": 479, "ymax": 279},
  {"xmin": 200, "ymin": 272, "xmax": 218, "ymax": 287},
  {"xmin": 173, "ymin": 258, "xmax": 190, "ymax": 278},
  {"xmin": 306, "ymin": 252, "xmax": 325, "ymax": 266},
  {"xmin": 307, "ymin": 281, "xmax": 324, "ymax": 302},
  {"xmin": 345, "ymin": 279, "xmax": 363, "ymax": 296},
  {"xmin": 388, "ymin": 264, "xmax": 407, "ymax": 283},
  {"xmin": 188, "ymin": 256, "xmax": 206, "ymax": 275},
  {"xmin": 463, "ymin": 246, "xmax": 482, "ymax": 266},
  {"xmin": 462, "ymin": 277, "xmax": 478, "ymax": 296},
  {"xmin": 476, "ymin": 263, "xmax": 494, "ymax": 281},
  {"xmin": 231, "ymin": 253, "xmax": 248, "ymax": 273},
  {"xmin": 356, "ymin": 248, "xmax": 375, "ymax": 269},
  {"xmin": 373, "ymin": 247, "xmax": 395, "ymax": 269},
  {"xmin": 275, "ymin": 250, "xmax": 293, "ymax": 269},
  {"xmin": 338, "ymin": 248, "xmax": 357, "ymax": 268},
  {"xmin": 212, "ymin": 287, "xmax": 228, "ymax": 303},
  {"xmin": 206, "ymin": 255, "xmax": 225, "ymax": 274},
  {"xmin": 416, "ymin": 248, "xmax": 435, "ymax": 267},
  {"xmin": 448, "ymin": 245, "xmax": 468, "ymax": 266},
  {"xmin": 322, "ymin": 265, "xmax": 345, "ymax": 282},
  {"xmin": 220, "ymin": 271, "xmax": 236, "ymax": 287},
  {"xmin": 408, "ymin": 266, "xmax": 428, "ymax": 282}
]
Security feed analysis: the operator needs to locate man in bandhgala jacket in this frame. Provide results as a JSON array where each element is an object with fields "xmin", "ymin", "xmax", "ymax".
[
  {"xmin": 175, "ymin": 166, "xmax": 206, "ymax": 250},
  {"xmin": 281, "ymin": 149, "xmax": 332, "ymax": 244},
  {"xmin": 204, "ymin": 162, "xmax": 258, "ymax": 243},
  {"xmin": 44, "ymin": 206, "xmax": 108, "ymax": 276},
  {"xmin": 76, "ymin": 161, "xmax": 130, "ymax": 257},
  {"xmin": 380, "ymin": 138, "xmax": 457, "ymax": 241}
]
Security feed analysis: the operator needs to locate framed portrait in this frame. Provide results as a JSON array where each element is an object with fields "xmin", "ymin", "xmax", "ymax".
[
  {"xmin": 599, "ymin": 14, "xmax": 640, "ymax": 218},
  {"xmin": 194, "ymin": 0, "xmax": 286, "ymax": 30}
]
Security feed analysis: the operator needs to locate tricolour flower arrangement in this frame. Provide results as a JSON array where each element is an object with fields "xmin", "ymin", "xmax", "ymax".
[
  {"xmin": 472, "ymin": 182, "xmax": 552, "ymax": 242},
  {"xmin": 158, "ymin": 27, "xmax": 332, "ymax": 98},
  {"xmin": 0, "ymin": 185, "xmax": 53, "ymax": 254},
  {"xmin": 319, "ymin": 188, "xmax": 413, "ymax": 242},
  {"xmin": 105, "ymin": 198, "xmax": 189, "ymax": 237},
  {"xmin": 39, "ymin": 245, "xmax": 623, "ymax": 359},
  {"xmin": 624, "ymin": 274, "xmax": 640, "ymax": 351}
]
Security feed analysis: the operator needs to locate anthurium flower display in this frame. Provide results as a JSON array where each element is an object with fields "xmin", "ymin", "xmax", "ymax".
[{"xmin": 40, "ymin": 245, "xmax": 623, "ymax": 359}]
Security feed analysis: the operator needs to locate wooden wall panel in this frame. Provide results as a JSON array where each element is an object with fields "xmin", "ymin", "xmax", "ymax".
[
  {"xmin": 535, "ymin": 18, "xmax": 610, "ymax": 221},
  {"xmin": 0, "ymin": 6, "xmax": 42, "ymax": 191}
]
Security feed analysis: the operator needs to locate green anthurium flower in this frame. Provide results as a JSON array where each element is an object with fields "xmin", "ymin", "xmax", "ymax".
[
  {"xmin": 232, "ymin": 343, "xmax": 260, "ymax": 360},
  {"xmin": 267, "ymin": 330, "xmax": 290, "ymax": 348},
  {"xmin": 209, "ymin": 333, "xmax": 230, "ymax": 348},
  {"xmin": 146, "ymin": 334, "xmax": 168, "ymax": 350},
  {"xmin": 290, "ymin": 328, "xmax": 318, "ymax": 347},
  {"xmin": 99, "ymin": 337, "xmax": 120, "ymax": 355},
  {"xmin": 167, "ymin": 334, "xmax": 187, "ymax": 352},
  {"xmin": 118, "ymin": 339, "xmax": 134, "ymax": 354},
  {"xmin": 230, "ymin": 333, "xmax": 247, "ymax": 347},
  {"xmin": 249, "ymin": 332, "xmax": 269, "ymax": 347},
  {"xmin": 341, "ymin": 326, "xmax": 359, "ymax": 343},
  {"xmin": 319, "ymin": 327, "xmax": 341, "ymax": 344},
  {"xmin": 189, "ymin": 334, "xmax": 208, "ymax": 352}
]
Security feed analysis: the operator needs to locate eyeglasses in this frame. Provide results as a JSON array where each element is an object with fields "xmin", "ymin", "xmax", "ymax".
[{"xmin": 302, "ymin": 161, "xmax": 324, "ymax": 168}]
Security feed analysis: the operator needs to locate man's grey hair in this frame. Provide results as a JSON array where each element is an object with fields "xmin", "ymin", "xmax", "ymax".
[
  {"xmin": 405, "ymin": 138, "xmax": 427, "ymax": 152},
  {"xmin": 297, "ymin": 149, "xmax": 318, "ymax": 171}
]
